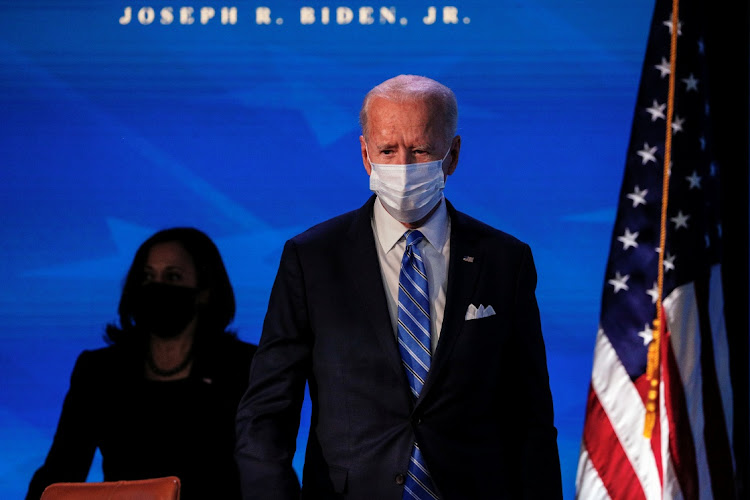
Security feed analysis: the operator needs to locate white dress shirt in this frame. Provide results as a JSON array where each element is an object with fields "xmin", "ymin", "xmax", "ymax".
[{"xmin": 371, "ymin": 196, "xmax": 451, "ymax": 353}]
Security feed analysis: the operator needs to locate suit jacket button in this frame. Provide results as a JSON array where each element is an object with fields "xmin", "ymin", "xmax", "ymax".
[{"xmin": 395, "ymin": 473, "xmax": 406, "ymax": 485}]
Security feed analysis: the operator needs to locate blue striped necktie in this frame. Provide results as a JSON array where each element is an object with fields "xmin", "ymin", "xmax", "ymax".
[{"xmin": 397, "ymin": 230, "xmax": 438, "ymax": 500}]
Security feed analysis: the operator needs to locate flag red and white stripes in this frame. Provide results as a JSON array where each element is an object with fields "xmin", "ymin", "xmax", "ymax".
[{"xmin": 575, "ymin": 0, "xmax": 738, "ymax": 497}]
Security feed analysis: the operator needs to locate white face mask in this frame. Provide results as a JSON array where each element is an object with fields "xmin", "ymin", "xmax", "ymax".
[{"xmin": 367, "ymin": 148, "xmax": 450, "ymax": 223}]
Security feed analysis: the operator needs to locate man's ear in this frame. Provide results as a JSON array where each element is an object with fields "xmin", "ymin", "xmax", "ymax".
[
  {"xmin": 444, "ymin": 135, "xmax": 461, "ymax": 176},
  {"xmin": 360, "ymin": 135, "xmax": 372, "ymax": 175}
]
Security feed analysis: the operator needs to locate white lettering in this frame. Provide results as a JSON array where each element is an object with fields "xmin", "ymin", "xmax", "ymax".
[
  {"xmin": 180, "ymin": 7, "xmax": 195, "ymax": 24},
  {"xmin": 359, "ymin": 7, "xmax": 374, "ymax": 25},
  {"xmin": 161, "ymin": 7, "xmax": 174, "ymax": 24},
  {"xmin": 121, "ymin": 5, "xmax": 242, "ymax": 27},
  {"xmin": 423, "ymin": 6, "xmax": 436, "ymax": 25},
  {"xmin": 119, "ymin": 6, "xmax": 132, "ymax": 25},
  {"xmin": 442, "ymin": 6, "xmax": 458, "ymax": 24},
  {"xmin": 138, "ymin": 7, "xmax": 155, "ymax": 25},
  {"xmin": 256, "ymin": 7, "xmax": 271, "ymax": 24},
  {"xmin": 221, "ymin": 7, "xmax": 238, "ymax": 24},
  {"xmin": 119, "ymin": 4, "xmax": 453, "ymax": 28},
  {"xmin": 379, "ymin": 6, "xmax": 396, "ymax": 24},
  {"xmin": 200, "ymin": 7, "xmax": 215, "ymax": 24},
  {"xmin": 336, "ymin": 7, "xmax": 353, "ymax": 24},
  {"xmin": 300, "ymin": 7, "xmax": 315, "ymax": 24}
]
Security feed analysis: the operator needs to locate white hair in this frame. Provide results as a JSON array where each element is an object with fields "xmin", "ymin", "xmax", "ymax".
[{"xmin": 359, "ymin": 75, "xmax": 458, "ymax": 142}]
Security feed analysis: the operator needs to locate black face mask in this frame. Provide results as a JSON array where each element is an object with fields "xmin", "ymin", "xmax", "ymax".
[{"xmin": 133, "ymin": 282, "xmax": 199, "ymax": 338}]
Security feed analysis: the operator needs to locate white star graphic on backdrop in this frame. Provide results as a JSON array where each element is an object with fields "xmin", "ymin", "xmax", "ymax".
[
  {"xmin": 664, "ymin": 252, "xmax": 676, "ymax": 272},
  {"xmin": 646, "ymin": 100, "xmax": 666, "ymax": 121},
  {"xmin": 617, "ymin": 228, "xmax": 640, "ymax": 250},
  {"xmin": 638, "ymin": 324, "xmax": 654, "ymax": 346},
  {"xmin": 228, "ymin": 46, "xmax": 401, "ymax": 146},
  {"xmin": 627, "ymin": 186, "xmax": 648, "ymax": 207},
  {"xmin": 646, "ymin": 282, "xmax": 660, "ymax": 304},
  {"xmin": 686, "ymin": 171, "xmax": 702, "ymax": 189},
  {"xmin": 24, "ymin": 218, "xmax": 304, "ymax": 289},
  {"xmin": 682, "ymin": 73, "xmax": 699, "ymax": 92},
  {"xmin": 671, "ymin": 116, "xmax": 685, "ymax": 133},
  {"xmin": 637, "ymin": 143, "xmax": 658, "ymax": 165},
  {"xmin": 609, "ymin": 272, "xmax": 630, "ymax": 293},
  {"xmin": 671, "ymin": 210, "xmax": 690, "ymax": 229},
  {"xmin": 655, "ymin": 57, "xmax": 671, "ymax": 78}
]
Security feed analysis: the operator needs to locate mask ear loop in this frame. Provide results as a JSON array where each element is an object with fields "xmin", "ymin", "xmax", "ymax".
[{"xmin": 441, "ymin": 147, "xmax": 451, "ymax": 162}]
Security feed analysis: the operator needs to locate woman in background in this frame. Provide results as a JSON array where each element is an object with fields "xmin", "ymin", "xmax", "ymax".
[{"xmin": 26, "ymin": 227, "xmax": 257, "ymax": 500}]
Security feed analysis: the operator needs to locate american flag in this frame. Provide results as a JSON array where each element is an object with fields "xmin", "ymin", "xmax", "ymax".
[{"xmin": 575, "ymin": 0, "xmax": 738, "ymax": 498}]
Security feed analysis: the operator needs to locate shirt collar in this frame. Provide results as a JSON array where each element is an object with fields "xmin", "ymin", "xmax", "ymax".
[{"xmin": 373, "ymin": 196, "xmax": 450, "ymax": 254}]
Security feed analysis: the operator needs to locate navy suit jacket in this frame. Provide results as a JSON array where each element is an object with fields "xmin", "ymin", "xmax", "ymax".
[{"xmin": 235, "ymin": 196, "xmax": 562, "ymax": 499}]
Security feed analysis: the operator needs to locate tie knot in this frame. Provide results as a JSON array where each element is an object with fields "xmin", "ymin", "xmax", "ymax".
[{"xmin": 404, "ymin": 230, "xmax": 424, "ymax": 248}]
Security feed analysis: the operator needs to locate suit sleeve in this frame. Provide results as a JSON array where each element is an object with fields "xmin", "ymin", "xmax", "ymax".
[
  {"xmin": 514, "ymin": 245, "xmax": 563, "ymax": 499},
  {"xmin": 235, "ymin": 239, "xmax": 309, "ymax": 500},
  {"xmin": 26, "ymin": 351, "xmax": 98, "ymax": 500}
]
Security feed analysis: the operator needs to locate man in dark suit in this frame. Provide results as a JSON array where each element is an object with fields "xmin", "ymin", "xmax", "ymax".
[{"xmin": 235, "ymin": 74, "xmax": 563, "ymax": 499}]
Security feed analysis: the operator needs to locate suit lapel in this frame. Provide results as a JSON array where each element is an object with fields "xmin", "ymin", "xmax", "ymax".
[
  {"xmin": 344, "ymin": 196, "xmax": 406, "ymax": 380},
  {"xmin": 419, "ymin": 202, "xmax": 482, "ymax": 401},
  {"xmin": 341, "ymin": 197, "xmax": 485, "ymax": 403}
]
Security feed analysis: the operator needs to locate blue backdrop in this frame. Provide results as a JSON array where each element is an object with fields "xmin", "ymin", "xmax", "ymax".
[{"xmin": 1, "ymin": 1, "xmax": 656, "ymax": 498}]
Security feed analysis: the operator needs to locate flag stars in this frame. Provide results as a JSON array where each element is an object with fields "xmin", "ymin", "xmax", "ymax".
[
  {"xmin": 682, "ymin": 73, "xmax": 699, "ymax": 92},
  {"xmin": 646, "ymin": 100, "xmax": 666, "ymax": 121},
  {"xmin": 671, "ymin": 210, "xmax": 690, "ymax": 230},
  {"xmin": 638, "ymin": 324, "xmax": 654, "ymax": 346},
  {"xmin": 663, "ymin": 15, "xmax": 682, "ymax": 35},
  {"xmin": 671, "ymin": 116, "xmax": 685, "ymax": 134},
  {"xmin": 637, "ymin": 143, "xmax": 658, "ymax": 165},
  {"xmin": 617, "ymin": 228, "xmax": 640, "ymax": 250},
  {"xmin": 627, "ymin": 186, "xmax": 648, "ymax": 207},
  {"xmin": 608, "ymin": 272, "xmax": 630, "ymax": 293},
  {"xmin": 655, "ymin": 57, "xmax": 671, "ymax": 78},
  {"xmin": 663, "ymin": 252, "xmax": 676, "ymax": 272},
  {"xmin": 686, "ymin": 171, "xmax": 702, "ymax": 189},
  {"xmin": 646, "ymin": 282, "xmax": 659, "ymax": 304}
]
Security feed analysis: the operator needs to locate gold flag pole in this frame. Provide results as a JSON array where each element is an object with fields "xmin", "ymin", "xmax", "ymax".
[{"xmin": 644, "ymin": 0, "xmax": 680, "ymax": 439}]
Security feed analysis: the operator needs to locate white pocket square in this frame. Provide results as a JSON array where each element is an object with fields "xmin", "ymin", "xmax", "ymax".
[{"xmin": 465, "ymin": 304, "xmax": 496, "ymax": 320}]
